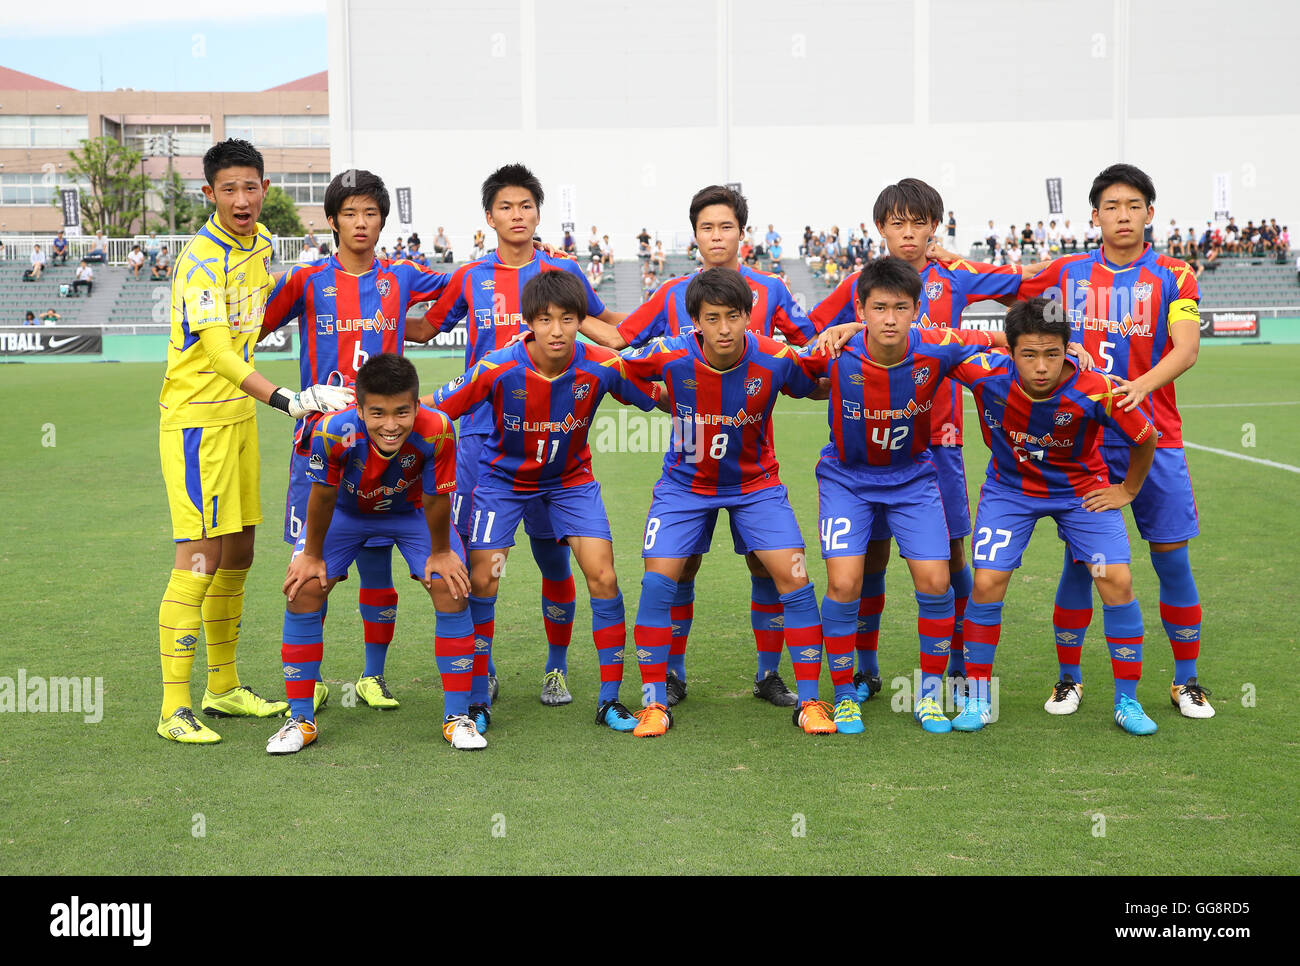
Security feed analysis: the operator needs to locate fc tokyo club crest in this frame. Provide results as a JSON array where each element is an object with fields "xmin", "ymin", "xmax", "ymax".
[
  {"xmin": 913, "ymin": 366, "xmax": 931, "ymax": 385},
  {"xmin": 744, "ymin": 377, "xmax": 762, "ymax": 396},
  {"xmin": 377, "ymin": 279, "xmax": 391, "ymax": 297},
  {"xmin": 1132, "ymin": 282, "xmax": 1153, "ymax": 302},
  {"xmin": 1054, "ymin": 411, "xmax": 1074, "ymax": 426},
  {"xmin": 573, "ymin": 382, "xmax": 592, "ymax": 400},
  {"xmin": 925, "ymin": 280, "xmax": 943, "ymax": 301}
]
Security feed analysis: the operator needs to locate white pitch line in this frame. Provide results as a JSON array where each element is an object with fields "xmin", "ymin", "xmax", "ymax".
[{"xmin": 1182, "ymin": 443, "xmax": 1300, "ymax": 474}]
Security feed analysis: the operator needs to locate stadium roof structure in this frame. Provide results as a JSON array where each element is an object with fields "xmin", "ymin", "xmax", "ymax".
[
  {"xmin": 264, "ymin": 71, "xmax": 327, "ymax": 92},
  {"xmin": 0, "ymin": 65, "xmax": 76, "ymax": 91}
]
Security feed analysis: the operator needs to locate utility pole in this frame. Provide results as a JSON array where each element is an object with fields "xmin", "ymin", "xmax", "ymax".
[{"xmin": 164, "ymin": 133, "xmax": 175, "ymax": 235}]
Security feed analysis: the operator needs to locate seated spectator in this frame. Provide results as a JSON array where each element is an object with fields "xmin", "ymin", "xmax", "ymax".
[
  {"xmin": 769, "ymin": 239, "xmax": 784, "ymax": 274},
  {"xmin": 0, "ymin": 238, "xmax": 6, "ymax": 260},
  {"xmin": 40, "ymin": 307, "xmax": 61, "ymax": 325},
  {"xmin": 434, "ymin": 226, "xmax": 452, "ymax": 262},
  {"xmin": 1034, "ymin": 221, "xmax": 1046, "ymax": 247},
  {"xmin": 602, "ymin": 235, "xmax": 614, "ymax": 266},
  {"xmin": 51, "ymin": 231, "xmax": 69, "ymax": 265},
  {"xmin": 638, "ymin": 239, "xmax": 651, "ymax": 264},
  {"xmin": 1061, "ymin": 219, "xmax": 1078, "ymax": 249},
  {"xmin": 299, "ymin": 241, "xmax": 320, "ymax": 263},
  {"xmin": 1021, "ymin": 223, "xmax": 1034, "ymax": 246},
  {"xmin": 72, "ymin": 259, "xmax": 94, "ymax": 297},
  {"xmin": 1047, "ymin": 220, "xmax": 1061, "ymax": 254},
  {"xmin": 152, "ymin": 246, "xmax": 172, "ymax": 280},
  {"xmin": 127, "ymin": 244, "xmax": 146, "ymax": 279},
  {"xmin": 1083, "ymin": 222, "xmax": 1101, "ymax": 250},
  {"xmin": 1279, "ymin": 225, "xmax": 1291, "ymax": 254},
  {"xmin": 318, "ymin": 243, "xmax": 330, "ymax": 259},
  {"xmin": 86, "ymin": 230, "xmax": 107, "ymax": 263},
  {"xmin": 379, "ymin": 246, "xmax": 390, "ymax": 260},
  {"xmin": 641, "ymin": 269, "xmax": 657, "ymax": 302},
  {"xmin": 407, "ymin": 231, "xmax": 422, "ymax": 249},
  {"xmin": 740, "ymin": 239, "xmax": 755, "ymax": 266},
  {"xmin": 406, "ymin": 242, "xmax": 428, "ymax": 266},
  {"xmin": 651, "ymin": 240, "xmax": 665, "ymax": 274},
  {"xmin": 27, "ymin": 244, "xmax": 46, "ymax": 281},
  {"xmin": 824, "ymin": 258, "xmax": 840, "ymax": 285},
  {"xmin": 563, "ymin": 229, "xmax": 575, "ymax": 254},
  {"xmin": 1203, "ymin": 245, "xmax": 1220, "ymax": 271},
  {"xmin": 588, "ymin": 234, "xmax": 603, "ymax": 264},
  {"xmin": 637, "ymin": 227, "xmax": 651, "ymax": 254},
  {"xmin": 1007, "ymin": 242, "xmax": 1022, "ymax": 267},
  {"xmin": 24, "ymin": 311, "xmax": 36, "ymax": 325},
  {"xmin": 801, "ymin": 226, "xmax": 813, "ymax": 257},
  {"xmin": 1167, "ymin": 228, "xmax": 1183, "ymax": 256},
  {"xmin": 985, "ymin": 220, "xmax": 999, "ymax": 254},
  {"xmin": 392, "ymin": 239, "xmax": 407, "ymax": 260},
  {"xmin": 471, "ymin": 230, "xmax": 485, "ymax": 260}
]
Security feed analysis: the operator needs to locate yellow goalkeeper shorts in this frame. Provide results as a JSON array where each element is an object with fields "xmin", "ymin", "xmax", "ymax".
[{"xmin": 160, "ymin": 416, "xmax": 262, "ymax": 542}]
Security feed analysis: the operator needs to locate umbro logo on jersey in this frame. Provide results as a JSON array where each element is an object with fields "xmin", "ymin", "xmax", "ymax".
[
  {"xmin": 513, "ymin": 388, "xmax": 527, "ymax": 399},
  {"xmin": 850, "ymin": 373, "xmax": 865, "ymax": 384},
  {"xmin": 323, "ymin": 286, "xmax": 337, "ymax": 297},
  {"xmin": 353, "ymin": 459, "xmax": 364, "ymax": 470},
  {"xmin": 1054, "ymin": 411, "xmax": 1074, "ymax": 426},
  {"xmin": 481, "ymin": 279, "xmax": 495, "ymax": 290},
  {"xmin": 1133, "ymin": 282, "xmax": 1153, "ymax": 302},
  {"xmin": 925, "ymin": 280, "xmax": 943, "ymax": 300},
  {"xmin": 913, "ymin": 366, "xmax": 931, "ymax": 385},
  {"xmin": 682, "ymin": 379, "xmax": 698, "ymax": 389},
  {"xmin": 745, "ymin": 377, "xmax": 762, "ymax": 396}
]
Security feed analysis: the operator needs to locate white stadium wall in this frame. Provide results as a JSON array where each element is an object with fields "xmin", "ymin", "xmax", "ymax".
[{"xmin": 329, "ymin": 0, "xmax": 1300, "ymax": 254}]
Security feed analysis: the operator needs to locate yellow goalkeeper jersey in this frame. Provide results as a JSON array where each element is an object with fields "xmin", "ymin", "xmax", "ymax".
[{"xmin": 159, "ymin": 213, "xmax": 274, "ymax": 429}]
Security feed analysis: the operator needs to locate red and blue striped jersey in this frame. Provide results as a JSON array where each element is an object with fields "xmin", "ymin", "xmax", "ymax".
[
  {"xmin": 616, "ymin": 265, "xmax": 819, "ymax": 348},
  {"xmin": 949, "ymin": 352, "xmax": 1154, "ymax": 498},
  {"xmin": 800, "ymin": 327, "xmax": 996, "ymax": 482},
  {"xmin": 264, "ymin": 255, "xmax": 450, "ymax": 391},
  {"xmin": 620, "ymin": 332, "xmax": 817, "ymax": 497},
  {"xmin": 430, "ymin": 339, "xmax": 661, "ymax": 492},
  {"xmin": 1019, "ymin": 244, "xmax": 1199, "ymax": 447},
  {"xmin": 305, "ymin": 404, "xmax": 457, "ymax": 515},
  {"xmin": 810, "ymin": 258, "xmax": 1022, "ymax": 446},
  {"xmin": 424, "ymin": 251, "xmax": 606, "ymax": 438}
]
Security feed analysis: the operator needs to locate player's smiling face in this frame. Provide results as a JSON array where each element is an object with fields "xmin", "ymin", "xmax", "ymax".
[
  {"xmin": 360, "ymin": 392, "xmax": 417, "ymax": 454},
  {"xmin": 1011, "ymin": 333, "xmax": 1068, "ymax": 398},
  {"xmin": 693, "ymin": 204, "xmax": 742, "ymax": 268},
  {"xmin": 876, "ymin": 210, "xmax": 937, "ymax": 267},
  {"xmin": 202, "ymin": 166, "xmax": 268, "ymax": 237},
  {"xmin": 526, "ymin": 303, "xmax": 581, "ymax": 369},
  {"xmin": 486, "ymin": 186, "xmax": 540, "ymax": 244},
  {"xmin": 694, "ymin": 300, "xmax": 748, "ymax": 368},
  {"xmin": 1093, "ymin": 184, "xmax": 1152, "ymax": 252},
  {"xmin": 857, "ymin": 287, "xmax": 918, "ymax": 355},
  {"xmin": 331, "ymin": 194, "xmax": 384, "ymax": 257}
]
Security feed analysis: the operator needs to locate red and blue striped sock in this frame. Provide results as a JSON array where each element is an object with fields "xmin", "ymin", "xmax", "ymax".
[
  {"xmin": 821, "ymin": 596, "xmax": 859, "ymax": 702},
  {"xmin": 1150, "ymin": 546, "xmax": 1201, "ymax": 684},
  {"xmin": 962, "ymin": 600, "xmax": 1003, "ymax": 684},
  {"xmin": 591, "ymin": 591, "xmax": 627, "ymax": 705},
  {"xmin": 916, "ymin": 588, "xmax": 955, "ymax": 703},
  {"xmin": 282, "ymin": 608, "xmax": 323, "ymax": 723},
  {"xmin": 855, "ymin": 570, "xmax": 886, "ymax": 676},
  {"xmin": 434, "ymin": 608, "xmax": 475, "ymax": 718},
  {"xmin": 468, "ymin": 594, "xmax": 496, "ymax": 705},
  {"xmin": 1054, "ymin": 548, "xmax": 1093, "ymax": 682},
  {"xmin": 781, "ymin": 584, "xmax": 823, "ymax": 704},
  {"xmin": 667, "ymin": 579, "xmax": 694, "ymax": 681},
  {"xmin": 948, "ymin": 564, "xmax": 973, "ymax": 677},
  {"xmin": 751, "ymin": 576, "xmax": 784, "ymax": 681},
  {"xmin": 1104, "ymin": 599, "xmax": 1144, "ymax": 703},
  {"xmin": 633, "ymin": 574, "xmax": 675, "ymax": 707},
  {"xmin": 530, "ymin": 536, "xmax": 576, "ymax": 674},
  {"xmin": 355, "ymin": 545, "xmax": 397, "ymax": 678}
]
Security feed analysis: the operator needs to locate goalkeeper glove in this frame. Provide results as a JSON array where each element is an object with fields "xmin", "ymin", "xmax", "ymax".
[{"xmin": 269, "ymin": 384, "xmax": 355, "ymax": 419}]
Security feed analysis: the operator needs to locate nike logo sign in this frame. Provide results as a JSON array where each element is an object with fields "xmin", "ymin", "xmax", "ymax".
[{"xmin": 47, "ymin": 336, "xmax": 76, "ymax": 348}]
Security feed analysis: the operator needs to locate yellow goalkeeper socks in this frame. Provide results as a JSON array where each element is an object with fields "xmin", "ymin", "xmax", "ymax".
[
  {"xmin": 159, "ymin": 569, "xmax": 214, "ymax": 717},
  {"xmin": 203, "ymin": 566, "xmax": 249, "ymax": 695}
]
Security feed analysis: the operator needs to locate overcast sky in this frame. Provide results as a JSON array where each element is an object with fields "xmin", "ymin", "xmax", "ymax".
[{"xmin": 5, "ymin": 1, "xmax": 327, "ymax": 91}]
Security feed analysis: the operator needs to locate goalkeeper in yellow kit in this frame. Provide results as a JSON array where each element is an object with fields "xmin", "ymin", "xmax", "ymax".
[{"xmin": 156, "ymin": 139, "xmax": 353, "ymax": 744}]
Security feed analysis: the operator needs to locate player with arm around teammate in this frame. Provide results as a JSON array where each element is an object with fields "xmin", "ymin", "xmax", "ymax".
[{"xmin": 945, "ymin": 298, "xmax": 1160, "ymax": 735}]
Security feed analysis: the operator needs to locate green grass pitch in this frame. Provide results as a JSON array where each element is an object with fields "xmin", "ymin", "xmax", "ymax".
[{"xmin": 0, "ymin": 345, "xmax": 1296, "ymax": 875}]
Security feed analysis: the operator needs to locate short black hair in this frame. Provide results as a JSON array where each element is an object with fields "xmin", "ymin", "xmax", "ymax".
[
  {"xmin": 685, "ymin": 267, "xmax": 752, "ymax": 321},
  {"xmin": 356, "ymin": 353, "xmax": 419, "ymax": 404},
  {"xmin": 689, "ymin": 185, "xmax": 749, "ymax": 232},
  {"xmin": 873, "ymin": 178, "xmax": 943, "ymax": 227},
  {"xmin": 855, "ymin": 255, "xmax": 922, "ymax": 306},
  {"xmin": 324, "ymin": 169, "xmax": 390, "ymax": 246},
  {"xmin": 481, "ymin": 163, "xmax": 544, "ymax": 212},
  {"xmin": 1004, "ymin": 297, "xmax": 1070, "ymax": 350},
  {"xmin": 203, "ymin": 138, "xmax": 264, "ymax": 185},
  {"xmin": 1089, "ymin": 163, "xmax": 1156, "ymax": 209},
  {"xmin": 521, "ymin": 270, "xmax": 587, "ymax": 323}
]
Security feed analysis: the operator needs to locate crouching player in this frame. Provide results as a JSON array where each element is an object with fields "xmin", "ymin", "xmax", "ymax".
[
  {"xmin": 424, "ymin": 271, "xmax": 663, "ymax": 733},
  {"xmin": 800, "ymin": 257, "xmax": 1003, "ymax": 734},
  {"xmin": 946, "ymin": 298, "xmax": 1160, "ymax": 735},
  {"xmin": 269, "ymin": 354, "xmax": 483, "ymax": 753},
  {"xmin": 620, "ymin": 268, "xmax": 829, "ymax": 737}
]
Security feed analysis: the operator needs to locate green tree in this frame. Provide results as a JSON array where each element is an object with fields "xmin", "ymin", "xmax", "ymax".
[
  {"xmin": 64, "ymin": 137, "xmax": 150, "ymax": 236},
  {"xmin": 258, "ymin": 185, "xmax": 305, "ymax": 237}
]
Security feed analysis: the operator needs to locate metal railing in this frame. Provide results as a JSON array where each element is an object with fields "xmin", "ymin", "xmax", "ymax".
[{"xmin": 0, "ymin": 232, "xmax": 316, "ymax": 266}]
